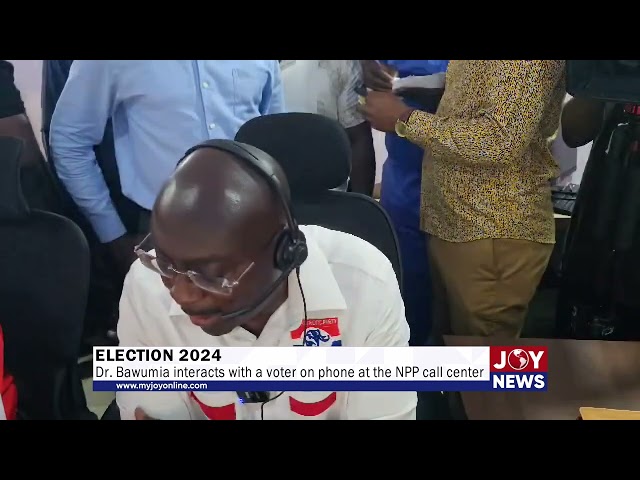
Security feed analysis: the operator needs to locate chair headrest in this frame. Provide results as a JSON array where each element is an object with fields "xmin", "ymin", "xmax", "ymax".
[
  {"xmin": 235, "ymin": 113, "xmax": 351, "ymax": 197},
  {"xmin": 0, "ymin": 136, "xmax": 30, "ymax": 220}
]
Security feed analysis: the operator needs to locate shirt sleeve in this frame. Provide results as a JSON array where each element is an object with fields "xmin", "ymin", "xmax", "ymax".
[
  {"xmin": 345, "ymin": 262, "xmax": 417, "ymax": 420},
  {"xmin": 0, "ymin": 61, "xmax": 25, "ymax": 118},
  {"xmin": 336, "ymin": 60, "xmax": 366, "ymax": 129},
  {"xmin": 404, "ymin": 60, "xmax": 565, "ymax": 166},
  {"xmin": 116, "ymin": 263, "xmax": 194, "ymax": 420},
  {"xmin": 260, "ymin": 60, "xmax": 286, "ymax": 114},
  {"xmin": 49, "ymin": 60, "xmax": 127, "ymax": 243}
]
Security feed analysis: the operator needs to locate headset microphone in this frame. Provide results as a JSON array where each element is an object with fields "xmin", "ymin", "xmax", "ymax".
[{"xmin": 218, "ymin": 259, "xmax": 297, "ymax": 321}]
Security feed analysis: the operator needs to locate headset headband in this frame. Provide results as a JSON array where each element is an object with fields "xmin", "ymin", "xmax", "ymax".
[{"xmin": 181, "ymin": 139, "xmax": 300, "ymax": 239}]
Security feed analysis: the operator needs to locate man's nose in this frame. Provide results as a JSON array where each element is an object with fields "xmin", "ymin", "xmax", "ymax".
[{"xmin": 169, "ymin": 274, "xmax": 202, "ymax": 305}]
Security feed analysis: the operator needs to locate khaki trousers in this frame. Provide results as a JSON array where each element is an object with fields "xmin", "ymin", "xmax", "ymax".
[{"xmin": 429, "ymin": 237, "xmax": 553, "ymax": 339}]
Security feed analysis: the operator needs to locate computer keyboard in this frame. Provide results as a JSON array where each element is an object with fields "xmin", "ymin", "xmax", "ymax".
[{"xmin": 551, "ymin": 183, "xmax": 579, "ymax": 216}]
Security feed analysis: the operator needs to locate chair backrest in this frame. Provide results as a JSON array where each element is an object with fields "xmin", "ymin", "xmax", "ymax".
[
  {"xmin": 0, "ymin": 136, "xmax": 94, "ymax": 419},
  {"xmin": 235, "ymin": 112, "xmax": 402, "ymax": 288}
]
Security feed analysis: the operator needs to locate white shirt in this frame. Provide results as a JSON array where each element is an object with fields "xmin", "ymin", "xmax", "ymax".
[
  {"xmin": 116, "ymin": 225, "xmax": 416, "ymax": 420},
  {"xmin": 280, "ymin": 60, "xmax": 365, "ymax": 130},
  {"xmin": 280, "ymin": 60, "xmax": 364, "ymax": 192}
]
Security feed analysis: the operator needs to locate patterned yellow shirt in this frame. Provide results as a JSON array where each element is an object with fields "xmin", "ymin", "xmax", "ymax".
[{"xmin": 405, "ymin": 60, "xmax": 566, "ymax": 244}]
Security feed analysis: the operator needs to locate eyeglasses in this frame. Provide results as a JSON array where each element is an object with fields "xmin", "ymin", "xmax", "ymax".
[{"xmin": 134, "ymin": 234, "xmax": 254, "ymax": 295}]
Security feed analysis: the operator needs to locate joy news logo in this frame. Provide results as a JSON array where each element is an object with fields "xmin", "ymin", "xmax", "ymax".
[{"xmin": 489, "ymin": 346, "xmax": 548, "ymax": 391}]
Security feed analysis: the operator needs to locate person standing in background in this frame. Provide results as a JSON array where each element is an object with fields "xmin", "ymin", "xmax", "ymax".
[
  {"xmin": 280, "ymin": 60, "xmax": 376, "ymax": 195},
  {"xmin": 361, "ymin": 60, "xmax": 449, "ymax": 346},
  {"xmin": 50, "ymin": 60, "xmax": 284, "ymax": 282},
  {"xmin": 359, "ymin": 60, "xmax": 565, "ymax": 340}
]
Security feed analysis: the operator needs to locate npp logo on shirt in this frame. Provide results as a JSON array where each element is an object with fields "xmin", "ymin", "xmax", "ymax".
[{"xmin": 290, "ymin": 318, "xmax": 342, "ymax": 347}]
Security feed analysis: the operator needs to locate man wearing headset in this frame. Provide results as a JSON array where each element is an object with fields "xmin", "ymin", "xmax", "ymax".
[{"xmin": 116, "ymin": 141, "xmax": 416, "ymax": 420}]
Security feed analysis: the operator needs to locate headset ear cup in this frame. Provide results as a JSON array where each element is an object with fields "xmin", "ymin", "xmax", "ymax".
[
  {"xmin": 292, "ymin": 242, "xmax": 308, "ymax": 269},
  {"xmin": 274, "ymin": 230, "xmax": 308, "ymax": 271},
  {"xmin": 274, "ymin": 230, "xmax": 294, "ymax": 271},
  {"xmin": 292, "ymin": 230, "xmax": 308, "ymax": 268}
]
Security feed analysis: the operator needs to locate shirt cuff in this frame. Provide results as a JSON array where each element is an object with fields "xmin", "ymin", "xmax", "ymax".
[
  {"xmin": 404, "ymin": 109, "xmax": 435, "ymax": 148},
  {"xmin": 91, "ymin": 211, "xmax": 128, "ymax": 243}
]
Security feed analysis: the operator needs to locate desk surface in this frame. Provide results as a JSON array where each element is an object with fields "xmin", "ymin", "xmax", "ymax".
[{"xmin": 444, "ymin": 336, "xmax": 640, "ymax": 420}]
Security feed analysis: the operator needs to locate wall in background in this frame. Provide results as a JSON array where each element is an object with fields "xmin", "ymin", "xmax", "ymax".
[{"xmin": 373, "ymin": 129, "xmax": 386, "ymax": 184}]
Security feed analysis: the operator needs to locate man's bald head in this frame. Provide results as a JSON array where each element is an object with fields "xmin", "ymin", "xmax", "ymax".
[
  {"xmin": 151, "ymin": 144, "xmax": 289, "ymax": 263},
  {"xmin": 147, "ymin": 143, "xmax": 294, "ymax": 337}
]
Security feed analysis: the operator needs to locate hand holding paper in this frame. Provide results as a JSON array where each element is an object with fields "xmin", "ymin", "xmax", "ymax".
[
  {"xmin": 357, "ymin": 90, "xmax": 415, "ymax": 133},
  {"xmin": 392, "ymin": 73, "xmax": 446, "ymax": 112}
]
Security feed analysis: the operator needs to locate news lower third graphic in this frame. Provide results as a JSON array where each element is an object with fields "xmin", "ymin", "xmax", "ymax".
[{"xmin": 92, "ymin": 346, "xmax": 548, "ymax": 392}]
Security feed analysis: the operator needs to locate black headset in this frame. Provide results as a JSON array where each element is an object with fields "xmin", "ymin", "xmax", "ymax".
[
  {"xmin": 181, "ymin": 138, "xmax": 309, "ymax": 284},
  {"xmin": 180, "ymin": 139, "xmax": 311, "ymax": 416},
  {"xmin": 181, "ymin": 139, "xmax": 310, "ymax": 413}
]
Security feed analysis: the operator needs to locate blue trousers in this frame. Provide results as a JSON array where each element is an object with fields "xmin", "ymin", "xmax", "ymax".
[{"xmin": 382, "ymin": 202, "xmax": 433, "ymax": 346}]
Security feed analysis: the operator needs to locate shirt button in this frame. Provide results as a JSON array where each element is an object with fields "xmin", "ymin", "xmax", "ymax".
[
  {"xmin": 202, "ymin": 81, "xmax": 209, "ymax": 88},
  {"xmin": 209, "ymin": 123, "xmax": 216, "ymax": 129}
]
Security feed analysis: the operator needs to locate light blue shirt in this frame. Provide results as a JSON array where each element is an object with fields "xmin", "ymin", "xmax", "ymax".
[{"xmin": 50, "ymin": 60, "xmax": 285, "ymax": 243}]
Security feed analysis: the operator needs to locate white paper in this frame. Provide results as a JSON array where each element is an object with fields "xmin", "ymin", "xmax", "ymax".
[
  {"xmin": 392, "ymin": 72, "xmax": 446, "ymax": 91},
  {"xmin": 0, "ymin": 398, "xmax": 6, "ymax": 420}
]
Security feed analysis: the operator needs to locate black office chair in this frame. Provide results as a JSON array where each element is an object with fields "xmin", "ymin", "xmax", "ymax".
[
  {"xmin": 101, "ymin": 398, "xmax": 120, "ymax": 420},
  {"xmin": 0, "ymin": 136, "xmax": 96, "ymax": 419},
  {"xmin": 235, "ymin": 113, "xmax": 402, "ymax": 288}
]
